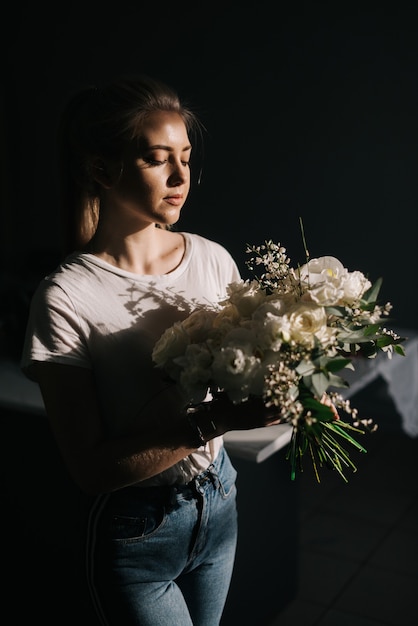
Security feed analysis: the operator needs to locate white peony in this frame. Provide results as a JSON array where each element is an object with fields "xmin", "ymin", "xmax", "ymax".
[{"xmin": 297, "ymin": 256, "xmax": 346, "ymax": 306}]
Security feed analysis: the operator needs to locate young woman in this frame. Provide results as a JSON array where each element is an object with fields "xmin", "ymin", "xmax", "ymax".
[{"xmin": 20, "ymin": 74, "xmax": 281, "ymax": 625}]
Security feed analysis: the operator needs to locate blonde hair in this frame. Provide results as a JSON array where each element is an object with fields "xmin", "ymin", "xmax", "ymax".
[{"xmin": 57, "ymin": 74, "xmax": 203, "ymax": 256}]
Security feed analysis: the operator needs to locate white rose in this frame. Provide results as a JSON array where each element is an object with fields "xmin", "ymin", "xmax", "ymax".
[
  {"xmin": 177, "ymin": 343, "xmax": 213, "ymax": 403},
  {"xmin": 205, "ymin": 327, "xmax": 260, "ymax": 402},
  {"xmin": 211, "ymin": 345, "xmax": 260, "ymax": 403},
  {"xmin": 152, "ymin": 321, "xmax": 190, "ymax": 367},
  {"xmin": 252, "ymin": 294, "xmax": 293, "ymax": 319},
  {"xmin": 181, "ymin": 308, "xmax": 217, "ymax": 342},
  {"xmin": 286, "ymin": 301, "xmax": 328, "ymax": 347},
  {"xmin": 212, "ymin": 304, "xmax": 241, "ymax": 335},
  {"xmin": 251, "ymin": 300, "xmax": 292, "ymax": 350},
  {"xmin": 224, "ymin": 279, "xmax": 267, "ymax": 318}
]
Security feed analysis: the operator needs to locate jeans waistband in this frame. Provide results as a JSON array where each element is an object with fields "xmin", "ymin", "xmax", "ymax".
[
  {"xmin": 129, "ymin": 462, "xmax": 219, "ymax": 499},
  {"xmin": 132, "ymin": 446, "xmax": 227, "ymax": 499}
]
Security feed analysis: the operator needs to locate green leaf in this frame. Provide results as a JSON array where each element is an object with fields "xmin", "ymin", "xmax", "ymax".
[
  {"xmin": 296, "ymin": 360, "xmax": 316, "ymax": 376},
  {"xmin": 324, "ymin": 357, "xmax": 352, "ymax": 372},
  {"xmin": 376, "ymin": 335, "xmax": 398, "ymax": 348},
  {"xmin": 337, "ymin": 329, "xmax": 383, "ymax": 344},
  {"xmin": 357, "ymin": 342, "xmax": 379, "ymax": 358},
  {"xmin": 394, "ymin": 344, "xmax": 406, "ymax": 356},
  {"xmin": 301, "ymin": 396, "xmax": 335, "ymax": 421},
  {"xmin": 309, "ymin": 371, "xmax": 330, "ymax": 398},
  {"xmin": 364, "ymin": 323, "xmax": 382, "ymax": 336},
  {"xmin": 324, "ymin": 305, "xmax": 347, "ymax": 317},
  {"xmin": 361, "ymin": 277, "xmax": 382, "ymax": 304},
  {"xmin": 327, "ymin": 372, "xmax": 350, "ymax": 388}
]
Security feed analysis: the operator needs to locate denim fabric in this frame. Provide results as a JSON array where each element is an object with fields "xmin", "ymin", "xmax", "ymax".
[{"xmin": 87, "ymin": 446, "xmax": 238, "ymax": 625}]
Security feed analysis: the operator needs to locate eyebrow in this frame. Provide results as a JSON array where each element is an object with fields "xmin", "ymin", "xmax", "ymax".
[{"xmin": 146, "ymin": 144, "xmax": 192, "ymax": 152}]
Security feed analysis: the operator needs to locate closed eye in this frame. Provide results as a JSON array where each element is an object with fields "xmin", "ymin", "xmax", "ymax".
[
  {"xmin": 143, "ymin": 158, "xmax": 190, "ymax": 167},
  {"xmin": 143, "ymin": 158, "xmax": 167, "ymax": 166}
]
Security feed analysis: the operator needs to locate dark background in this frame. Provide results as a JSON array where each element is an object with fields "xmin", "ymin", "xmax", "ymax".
[
  {"xmin": 1, "ymin": 4, "xmax": 417, "ymax": 624},
  {"xmin": 2, "ymin": 1, "xmax": 418, "ymax": 351}
]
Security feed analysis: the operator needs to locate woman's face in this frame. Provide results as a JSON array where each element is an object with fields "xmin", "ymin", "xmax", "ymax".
[{"xmin": 105, "ymin": 110, "xmax": 192, "ymax": 228}]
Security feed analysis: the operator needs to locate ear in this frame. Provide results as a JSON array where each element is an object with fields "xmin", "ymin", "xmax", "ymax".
[{"xmin": 90, "ymin": 158, "xmax": 113, "ymax": 188}]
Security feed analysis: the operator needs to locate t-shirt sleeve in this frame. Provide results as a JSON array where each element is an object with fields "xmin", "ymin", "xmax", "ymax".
[
  {"xmin": 200, "ymin": 236, "xmax": 241, "ymax": 291},
  {"xmin": 20, "ymin": 278, "xmax": 91, "ymax": 380}
]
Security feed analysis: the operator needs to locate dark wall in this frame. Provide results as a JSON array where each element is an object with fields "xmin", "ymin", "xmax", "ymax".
[{"xmin": 3, "ymin": 2, "xmax": 417, "ymax": 338}]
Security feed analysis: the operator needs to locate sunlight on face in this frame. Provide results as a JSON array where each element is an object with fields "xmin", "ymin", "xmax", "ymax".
[{"xmin": 111, "ymin": 111, "xmax": 192, "ymax": 227}]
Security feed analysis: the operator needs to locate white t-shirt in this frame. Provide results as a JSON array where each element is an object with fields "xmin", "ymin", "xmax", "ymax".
[{"xmin": 21, "ymin": 232, "xmax": 241, "ymax": 486}]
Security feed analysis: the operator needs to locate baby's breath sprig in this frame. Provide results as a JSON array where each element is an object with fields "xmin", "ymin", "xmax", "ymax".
[{"xmin": 245, "ymin": 241, "xmax": 296, "ymax": 294}]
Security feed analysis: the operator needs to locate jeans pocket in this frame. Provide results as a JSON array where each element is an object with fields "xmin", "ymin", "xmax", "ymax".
[{"xmin": 108, "ymin": 501, "xmax": 167, "ymax": 543}]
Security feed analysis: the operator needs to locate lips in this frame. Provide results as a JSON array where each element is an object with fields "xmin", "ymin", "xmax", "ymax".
[{"xmin": 164, "ymin": 195, "xmax": 183, "ymax": 206}]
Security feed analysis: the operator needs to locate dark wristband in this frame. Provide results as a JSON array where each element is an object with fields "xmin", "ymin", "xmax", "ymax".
[
  {"xmin": 187, "ymin": 414, "xmax": 207, "ymax": 447},
  {"xmin": 186, "ymin": 402, "xmax": 218, "ymax": 447}
]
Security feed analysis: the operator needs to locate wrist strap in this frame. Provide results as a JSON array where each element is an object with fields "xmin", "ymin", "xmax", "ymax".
[
  {"xmin": 186, "ymin": 402, "xmax": 217, "ymax": 447},
  {"xmin": 187, "ymin": 414, "xmax": 207, "ymax": 447}
]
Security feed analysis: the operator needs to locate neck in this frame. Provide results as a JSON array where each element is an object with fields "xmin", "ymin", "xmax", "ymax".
[{"xmin": 85, "ymin": 226, "xmax": 185, "ymax": 275}]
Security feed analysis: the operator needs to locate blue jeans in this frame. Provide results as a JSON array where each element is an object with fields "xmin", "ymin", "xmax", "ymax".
[{"xmin": 86, "ymin": 446, "xmax": 238, "ymax": 625}]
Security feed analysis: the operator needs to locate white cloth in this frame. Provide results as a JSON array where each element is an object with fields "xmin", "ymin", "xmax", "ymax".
[
  {"xmin": 339, "ymin": 330, "xmax": 418, "ymax": 437},
  {"xmin": 377, "ymin": 336, "xmax": 418, "ymax": 437},
  {"xmin": 20, "ymin": 232, "xmax": 241, "ymax": 485}
]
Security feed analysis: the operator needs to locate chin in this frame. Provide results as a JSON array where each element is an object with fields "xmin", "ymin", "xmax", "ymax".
[
  {"xmin": 156, "ymin": 215, "xmax": 180, "ymax": 230},
  {"xmin": 162, "ymin": 210, "xmax": 181, "ymax": 227}
]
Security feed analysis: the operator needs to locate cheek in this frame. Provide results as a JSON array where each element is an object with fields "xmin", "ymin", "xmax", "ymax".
[{"xmin": 119, "ymin": 169, "xmax": 155, "ymax": 198}]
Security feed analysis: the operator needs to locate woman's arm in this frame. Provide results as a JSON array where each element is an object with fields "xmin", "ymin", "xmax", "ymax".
[
  {"xmin": 34, "ymin": 362, "xmax": 203, "ymax": 494},
  {"xmin": 34, "ymin": 362, "xmax": 280, "ymax": 495}
]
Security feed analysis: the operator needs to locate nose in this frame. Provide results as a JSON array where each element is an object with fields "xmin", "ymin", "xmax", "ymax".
[{"xmin": 168, "ymin": 160, "xmax": 188, "ymax": 186}]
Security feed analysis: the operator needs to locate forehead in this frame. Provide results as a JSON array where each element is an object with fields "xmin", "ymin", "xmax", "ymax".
[{"xmin": 136, "ymin": 110, "xmax": 190, "ymax": 147}]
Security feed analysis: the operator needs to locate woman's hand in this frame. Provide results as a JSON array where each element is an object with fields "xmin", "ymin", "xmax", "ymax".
[
  {"xmin": 209, "ymin": 393, "xmax": 283, "ymax": 434},
  {"xmin": 320, "ymin": 392, "xmax": 340, "ymax": 419}
]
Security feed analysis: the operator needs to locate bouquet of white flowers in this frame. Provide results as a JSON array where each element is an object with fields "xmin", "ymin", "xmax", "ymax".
[{"xmin": 152, "ymin": 231, "xmax": 405, "ymax": 482}]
